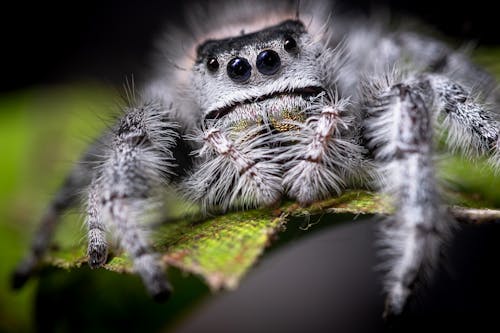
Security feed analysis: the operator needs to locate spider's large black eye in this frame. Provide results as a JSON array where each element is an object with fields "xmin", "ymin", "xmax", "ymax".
[
  {"xmin": 256, "ymin": 50, "xmax": 281, "ymax": 75},
  {"xmin": 283, "ymin": 35, "xmax": 298, "ymax": 52},
  {"xmin": 206, "ymin": 57, "xmax": 219, "ymax": 72},
  {"xmin": 227, "ymin": 57, "xmax": 252, "ymax": 83}
]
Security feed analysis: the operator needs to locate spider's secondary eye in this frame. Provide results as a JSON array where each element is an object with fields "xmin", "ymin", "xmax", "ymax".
[
  {"xmin": 283, "ymin": 36, "xmax": 298, "ymax": 52},
  {"xmin": 256, "ymin": 50, "xmax": 281, "ymax": 75},
  {"xmin": 206, "ymin": 57, "xmax": 219, "ymax": 72},
  {"xmin": 227, "ymin": 57, "xmax": 252, "ymax": 83}
]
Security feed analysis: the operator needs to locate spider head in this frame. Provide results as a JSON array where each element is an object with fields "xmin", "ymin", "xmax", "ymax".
[{"xmin": 192, "ymin": 19, "xmax": 327, "ymax": 120}]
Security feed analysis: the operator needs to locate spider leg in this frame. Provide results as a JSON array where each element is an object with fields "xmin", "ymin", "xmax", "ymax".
[
  {"xmin": 86, "ymin": 178, "xmax": 108, "ymax": 268},
  {"xmin": 391, "ymin": 32, "xmax": 498, "ymax": 97},
  {"xmin": 340, "ymin": 28, "xmax": 498, "ymax": 98},
  {"xmin": 85, "ymin": 101, "xmax": 178, "ymax": 300},
  {"xmin": 281, "ymin": 96, "xmax": 373, "ymax": 205},
  {"xmin": 363, "ymin": 77, "xmax": 452, "ymax": 316},
  {"xmin": 185, "ymin": 124, "xmax": 282, "ymax": 211},
  {"xmin": 12, "ymin": 140, "xmax": 106, "ymax": 289},
  {"xmin": 426, "ymin": 74, "xmax": 500, "ymax": 167}
]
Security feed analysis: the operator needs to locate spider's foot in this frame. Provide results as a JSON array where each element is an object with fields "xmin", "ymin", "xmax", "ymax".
[
  {"xmin": 383, "ymin": 299, "xmax": 399, "ymax": 321},
  {"xmin": 11, "ymin": 269, "xmax": 31, "ymax": 290},
  {"xmin": 146, "ymin": 272, "xmax": 172, "ymax": 303},
  {"xmin": 135, "ymin": 253, "xmax": 172, "ymax": 303},
  {"xmin": 11, "ymin": 256, "xmax": 37, "ymax": 290},
  {"xmin": 152, "ymin": 280, "xmax": 172, "ymax": 303},
  {"xmin": 87, "ymin": 244, "xmax": 108, "ymax": 269},
  {"xmin": 382, "ymin": 301, "xmax": 407, "ymax": 329},
  {"xmin": 383, "ymin": 287, "xmax": 410, "ymax": 320}
]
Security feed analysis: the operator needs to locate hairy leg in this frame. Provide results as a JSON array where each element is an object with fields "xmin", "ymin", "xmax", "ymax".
[
  {"xmin": 363, "ymin": 76, "xmax": 452, "ymax": 316},
  {"xmin": 363, "ymin": 65, "xmax": 499, "ymax": 315},
  {"xmin": 281, "ymin": 94, "xmax": 373, "ymax": 204},
  {"xmin": 12, "ymin": 139, "xmax": 106, "ymax": 288},
  {"xmin": 184, "ymin": 124, "xmax": 282, "ymax": 211},
  {"xmin": 83, "ymin": 101, "xmax": 179, "ymax": 299},
  {"xmin": 339, "ymin": 26, "xmax": 497, "ymax": 101},
  {"xmin": 390, "ymin": 32, "xmax": 497, "ymax": 96},
  {"xmin": 425, "ymin": 74, "xmax": 500, "ymax": 168},
  {"xmin": 86, "ymin": 179, "xmax": 108, "ymax": 268}
]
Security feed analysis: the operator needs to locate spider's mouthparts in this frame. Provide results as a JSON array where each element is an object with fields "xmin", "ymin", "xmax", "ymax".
[{"xmin": 205, "ymin": 86, "xmax": 325, "ymax": 120}]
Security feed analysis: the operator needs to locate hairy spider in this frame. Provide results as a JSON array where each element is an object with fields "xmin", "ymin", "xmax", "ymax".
[{"xmin": 13, "ymin": 0, "xmax": 500, "ymax": 317}]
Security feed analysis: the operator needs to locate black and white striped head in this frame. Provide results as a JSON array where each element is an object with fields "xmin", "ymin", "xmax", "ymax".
[
  {"xmin": 145, "ymin": 0, "xmax": 336, "ymax": 124},
  {"xmin": 191, "ymin": 18, "xmax": 333, "ymax": 119}
]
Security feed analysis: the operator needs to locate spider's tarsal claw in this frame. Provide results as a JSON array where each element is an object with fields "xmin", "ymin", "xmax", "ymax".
[
  {"xmin": 87, "ymin": 244, "xmax": 108, "ymax": 269},
  {"xmin": 11, "ymin": 270, "xmax": 30, "ymax": 290},
  {"xmin": 135, "ymin": 253, "xmax": 173, "ymax": 302},
  {"xmin": 148, "ymin": 271, "xmax": 173, "ymax": 303},
  {"xmin": 382, "ymin": 302, "xmax": 407, "ymax": 329},
  {"xmin": 383, "ymin": 289, "xmax": 410, "ymax": 321},
  {"xmin": 383, "ymin": 299, "xmax": 398, "ymax": 320},
  {"xmin": 152, "ymin": 282, "xmax": 172, "ymax": 303},
  {"xmin": 11, "ymin": 258, "xmax": 36, "ymax": 290}
]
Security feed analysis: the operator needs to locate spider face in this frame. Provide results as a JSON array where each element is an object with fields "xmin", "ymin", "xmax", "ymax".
[{"xmin": 192, "ymin": 19, "xmax": 326, "ymax": 129}]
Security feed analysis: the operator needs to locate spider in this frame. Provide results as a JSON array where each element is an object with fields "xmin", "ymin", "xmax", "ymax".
[{"xmin": 12, "ymin": 0, "xmax": 499, "ymax": 317}]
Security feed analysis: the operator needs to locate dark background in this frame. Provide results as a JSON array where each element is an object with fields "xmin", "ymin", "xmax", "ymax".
[
  {"xmin": 2, "ymin": 1, "xmax": 500, "ymax": 332},
  {"xmin": 2, "ymin": 0, "xmax": 500, "ymax": 92}
]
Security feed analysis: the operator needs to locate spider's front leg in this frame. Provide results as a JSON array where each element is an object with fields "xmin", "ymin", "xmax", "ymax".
[
  {"xmin": 281, "ymin": 95, "xmax": 373, "ymax": 205},
  {"xmin": 363, "ymin": 77, "xmax": 453, "ymax": 317},
  {"xmin": 185, "ymin": 123, "xmax": 283, "ymax": 211},
  {"xmin": 87, "ymin": 101, "xmax": 179, "ymax": 300}
]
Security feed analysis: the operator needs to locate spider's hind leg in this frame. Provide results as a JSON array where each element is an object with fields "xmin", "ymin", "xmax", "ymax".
[{"xmin": 12, "ymin": 140, "xmax": 105, "ymax": 289}]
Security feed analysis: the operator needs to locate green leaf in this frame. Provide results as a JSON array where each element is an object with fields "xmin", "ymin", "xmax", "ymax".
[
  {"xmin": 44, "ymin": 188, "xmax": 500, "ymax": 290},
  {"xmin": 44, "ymin": 190, "xmax": 390, "ymax": 290}
]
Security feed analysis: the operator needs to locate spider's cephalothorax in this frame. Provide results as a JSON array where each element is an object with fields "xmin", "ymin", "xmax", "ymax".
[
  {"xmin": 13, "ymin": 0, "xmax": 500, "ymax": 317},
  {"xmin": 184, "ymin": 19, "xmax": 371, "ymax": 210}
]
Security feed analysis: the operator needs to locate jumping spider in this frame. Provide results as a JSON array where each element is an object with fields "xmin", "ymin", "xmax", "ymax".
[{"xmin": 13, "ymin": 0, "xmax": 500, "ymax": 317}]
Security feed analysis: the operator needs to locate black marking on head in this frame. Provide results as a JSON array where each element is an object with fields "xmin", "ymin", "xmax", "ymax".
[
  {"xmin": 196, "ymin": 20, "xmax": 306, "ymax": 63},
  {"xmin": 205, "ymin": 86, "xmax": 324, "ymax": 120}
]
